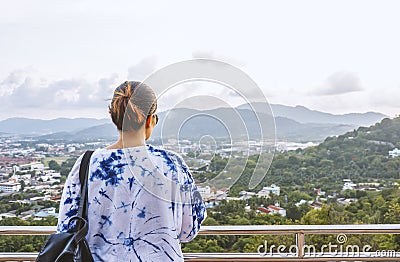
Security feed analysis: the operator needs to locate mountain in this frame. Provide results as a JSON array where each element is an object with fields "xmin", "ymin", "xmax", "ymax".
[
  {"xmin": 0, "ymin": 117, "xmax": 110, "ymax": 135},
  {"xmin": 151, "ymin": 108, "xmax": 353, "ymax": 141},
  {"xmin": 272, "ymin": 104, "xmax": 386, "ymax": 126},
  {"xmin": 153, "ymin": 108, "xmax": 275, "ymax": 140},
  {"xmin": 274, "ymin": 117, "xmax": 354, "ymax": 141},
  {"xmin": 0, "ymin": 104, "xmax": 387, "ymax": 141},
  {"xmin": 74, "ymin": 123, "xmax": 119, "ymax": 139},
  {"xmin": 237, "ymin": 103, "xmax": 387, "ymax": 126},
  {"xmin": 36, "ymin": 123, "xmax": 119, "ymax": 141},
  {"xmin": 34, "ymin": 109, "xmax": 353, "ymax": 142}
]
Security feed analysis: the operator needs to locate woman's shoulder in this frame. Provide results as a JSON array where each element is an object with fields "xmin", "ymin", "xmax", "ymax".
[
  {"xmin": 90, "ymin": 144, "xmax": 189, "ymax": 171},
  {"xmin": 146, "ymin": 144, "xmax": 187, "ymax": 165},
  {"xmin": 90, "ymin": 144, "xmax": 184, "ymax": 164}
]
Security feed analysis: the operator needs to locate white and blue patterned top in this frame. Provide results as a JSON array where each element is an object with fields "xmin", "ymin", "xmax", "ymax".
[{"xmin": 57, "ymin": 144, "xmax": 207, "ymax": 262}]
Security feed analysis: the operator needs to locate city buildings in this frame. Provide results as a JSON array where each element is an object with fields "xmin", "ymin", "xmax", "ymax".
[{"xmin": 0, "ymin": 182, "xmax": 21, "ymax": 192}]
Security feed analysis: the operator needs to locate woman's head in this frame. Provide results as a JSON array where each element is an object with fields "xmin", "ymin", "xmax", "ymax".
[{"xmin": 109, "ymin": 81, "xmax": 157, "ymax": 132}]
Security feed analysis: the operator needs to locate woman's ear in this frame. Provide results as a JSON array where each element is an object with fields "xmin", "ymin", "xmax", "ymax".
[{"xmin": 145, "ymin": 116, "xmax": 152, "ymax": 128}]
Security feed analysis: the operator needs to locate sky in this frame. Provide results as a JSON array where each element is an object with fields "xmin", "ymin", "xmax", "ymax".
[{"xmin": 0, "ymin": 0, "xmax": 399, "ymax": 120}]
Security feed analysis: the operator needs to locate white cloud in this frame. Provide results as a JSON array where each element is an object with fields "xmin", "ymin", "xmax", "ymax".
[
  {"xmin": 0, "ymin": 69, "xmax": 121, "ymax": 119},
  {"xmin": 312, "ymin": 71, "xmax": 364, "ymax": 96},
  {"xmin": 192, "ymin": 50, "xmax": 245, "ymax": 67},
  {"xmin": 157, "ymin": 82, "xmax": 245, "ymax": 112},
  {"xmin": 1, "ymin": 1, "xmax": 400, "ymax": 118},
  {"xmin": 0, "ymin": 67, "xmax": 34, "ymax": 96},
  {"xmin": 127, "ymin": 56, "xmax": 158, "ymax": 81}
]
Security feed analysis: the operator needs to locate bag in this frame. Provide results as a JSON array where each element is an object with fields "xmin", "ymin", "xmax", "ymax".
[{"xmin": 36, "ymin": 151, "xmax": 95, "ymax": 262}]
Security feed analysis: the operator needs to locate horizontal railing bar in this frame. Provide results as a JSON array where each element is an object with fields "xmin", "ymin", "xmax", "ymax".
[
  {"xmin": 0, "ymin": 252, "xmax": 399, "ymax": 261},
  {"xmin": 1, "ymin": 225, "xmax": 399, "ymax": 261},
  {"xmin": 184, "ymin": 253, "xmax": 400, "ymax": 261},
  {"xmin": 0, "ymin": 226, "xmax": 55, "ymax": 235},
  {"xmin": 200, "ymin": 224, "xmax": 400, "ymax": 235},
  {"xmin": 1, "ymin": 224, "xmax": 400, "ymax": 235}
]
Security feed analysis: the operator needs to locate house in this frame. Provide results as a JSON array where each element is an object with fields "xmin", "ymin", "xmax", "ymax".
[
  {"xmin": 310, "ymin": 201, "xmax": 323, "ymax": 209},
  {"xmin": 257, "ymin": 207, "xmax": 270, "ymax": 214},
  {"xmin": 197, "ymin": 186, "xmax": 211, "ymax": 198},
  {"xmin": 50, "ymin": 195, "xmax": 62, "ymax": 202},
  {"xmin": 342, "ymin": 181, "xmax": 357, "ymax": 191},
  {"xmin": 226, "ymin": 197, "xmax": 241, "ymax": 201},
  {"xmin": 34, "ymin": 207, "xmax": 58, "ymax": 220},
  {"xmin": 30, "ymin": 196, "xmax": 49, "ymax": 202},
  {"xmin": 0, "ymin": 182, "xmax": 21, "ymax": 192},
  {"xmin": 20, "ymin": 162, "xmax": 45, "ymax": 172},
  {"xmin": 389, "ymin": 148, "xmax": 400, "ymax": 158},
  {"xmin": 239, "ymin": 191, "xmax": 257, "ymax": 200},
  {"xmin": 198, "ymin": 186, "xmax": 228, "ymax": 201},
  {"xmin": 267, "ymin": 205, "xmax": 286, "ymax": 217},
  {"xmin": 295, "ymin": 199, "xmax": 308, "ymax": 207},
  {"xmin": 39, "ymin": 172, "xmax": 61, "ymax": 184},
  {"xmin": 19, "ymin": 210, "xmax": 36, "ymax": 220},
  {"xmin": 12, "ymin": 173, "xmax": 32, "ymax": 185},
  {"xmin": 205, "ymin": 201, "xmax": 219, "ymax": 209},
  {"xmin": 257, "ymin": 184, "xmax": 280, "ymax": 197},
  {"xmin": 337, "ymin": 198, "xmax": 358, "ymax": 205},
  {"xmin": 0, "ymin": 212, "xmax": 17, "ymax": 220},
  {"xmin": 317, "ymin": 188, "xmax": 326, "ymax": 196}
]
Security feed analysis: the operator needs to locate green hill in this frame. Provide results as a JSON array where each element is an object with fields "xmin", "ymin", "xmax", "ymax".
[
  {"xmin": 316, "ymin": 116, "xmax": 400, "ymax": 164},
  {"xmin": 221, "ymin": 116, "xmax": 400, "ymax": 195}
]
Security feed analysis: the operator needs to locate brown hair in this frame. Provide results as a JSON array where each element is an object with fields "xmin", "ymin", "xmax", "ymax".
[{"xmin": 108, "ymin": 81, "xmax": 157, "ymax": 131}]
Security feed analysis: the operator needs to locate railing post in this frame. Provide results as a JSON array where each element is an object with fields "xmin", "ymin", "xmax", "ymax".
[{"xmin": 297, "ymin": 231, "xmax": 305, "ymax": 259}]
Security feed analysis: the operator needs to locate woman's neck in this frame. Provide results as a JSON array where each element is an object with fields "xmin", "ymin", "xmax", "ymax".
[{"xmin": 106, "ymin": 131, "xmax": 146, "ymax": 149}]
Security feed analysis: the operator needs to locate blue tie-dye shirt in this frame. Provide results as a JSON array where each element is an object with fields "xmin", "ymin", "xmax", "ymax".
[{"xmin": 57, "ymin": 144, "xmax": 207, "ymax": 262}]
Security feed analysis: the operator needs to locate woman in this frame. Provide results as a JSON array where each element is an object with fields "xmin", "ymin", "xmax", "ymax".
[{"xmin": 57, "ymin": 81, "xmax": 207, "ymax": 261}]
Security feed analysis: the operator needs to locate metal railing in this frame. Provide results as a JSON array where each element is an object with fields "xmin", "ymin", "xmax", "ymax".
[{"xmin": 0, "ymin": 224, "xmax": 399, "ymax": 261}]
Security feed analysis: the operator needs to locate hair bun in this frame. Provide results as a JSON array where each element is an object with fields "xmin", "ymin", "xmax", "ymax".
[{"xmin": 109, "ymin": 81, "xmax": 157, "ymax": 131}]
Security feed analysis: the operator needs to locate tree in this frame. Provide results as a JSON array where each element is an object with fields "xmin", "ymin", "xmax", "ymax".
[
  {"xmin": 384, "ymin": 203, "xmax": 400, "ymax": 223},
  {"xmin": 19, "ymin": 180, "xmax": 25, "ymax": 191},
  {"xmin": 48, "ymin": 160, "xmax": 61, "ymax": 171}
]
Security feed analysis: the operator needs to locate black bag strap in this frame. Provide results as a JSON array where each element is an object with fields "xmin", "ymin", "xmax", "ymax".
[
  {"xmin": 68, "ymin": 216, "xmax": 89, "ymax": 243},
  {"xmin": 78, "ymin": 150, "xmax": 94, "ymax": 219}
]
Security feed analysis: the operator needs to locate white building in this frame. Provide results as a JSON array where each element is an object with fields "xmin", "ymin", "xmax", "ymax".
[
  {"xmin": 0, "ymin": 212, "xmax": 17, "ymax": 220},
  {"xmin": 295, "ymin": 199, "xmax": 308, "ymax": 207},
  {"xmin": 257, "ymin": 184, "xmax": 280, "ymax": 197},
  {"xmin": 11, "ymin": 174, "xmax": 32, "ymax": 185},
  {"xmin": 0, "ymin": 182, "xmax": 21, "ymax": 192},
  {"xmin": 389, "ymin": 148, "xmax": 400, "ymax": 158},
  {"xmin": 197, "ymin": 186, "xmax": 211, "ymax": 199},
  {"xmin": 239, "ymin": 191, "xmax": 257, "ymax": 200},
  {"xmin": 342, "ymin": 181, "xmax": 357, "ymax": 191},
  {"xmin": 267, "ymin": 205, "xmax": 286, "ymax": 217},
  {"xmin": 39, "ymin": 172, "xmax": 61, "ymax": 184},
  {"xmin": 19, "ymin": 162, "xmax": 45, "ymax": 172},
  {"xmin": 30, "ymin": 163, "xmax": 45, "ymax": 171},
  {"xmin": 34, "ymin": 207, "xmax": 58, "ymax": 220}
]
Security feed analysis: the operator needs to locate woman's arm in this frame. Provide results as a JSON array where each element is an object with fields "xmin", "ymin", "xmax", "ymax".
[
  {"xmin": 179, "ymin": 182, "xmax": 207, "ymax": 242},
  {"xmin": 171, "ymin": 153, "xmax": 207, "ymax": 243}
]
